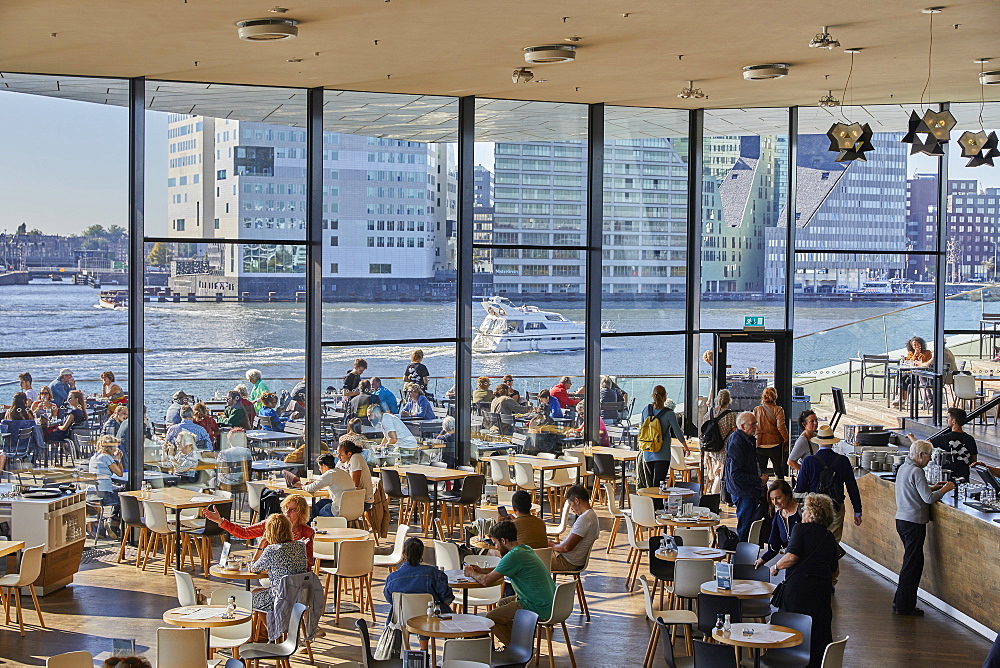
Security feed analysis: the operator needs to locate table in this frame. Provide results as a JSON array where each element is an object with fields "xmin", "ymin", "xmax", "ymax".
[
  {"xmin": 0, "ymin": 540, "xmax": 25, "ymax": 572},
  {"xmin": 700, "ymin": 579, "xmax": 776, "ymax": 599},
  {"xmin": 251, "ymin": 459, "xmax": 297, "ymax": 476},
  {"xmin": 122, "ymin": 488, "xmax": 230, "ymax": 570},
  {"xmin": 264, "ymin": 479, "xmax": 329, "ymax": 498},
  {"xmin": 209, "ymin": 564, "xmax": 265, "ymax": 591},
  {"xmin": 406, "ymin": 612, "xmax": 494, "ymax": 639},
  {"xmin": 566, "ymin": 446, "xmax": 639, "ymax": 507},
  {"xmin": 712, "ymin": 623, "xmax": 803, "ymax": 668},
  {"xmin": 653, "ymin": 546, "xmax": 727, "ymax": 562},
  {"xmin": 656, "ymin": 516, "xmax": 720, "ymax": 532},
  {"xmin": 637, "ymin": 486, "xmax": 697, "ymax": 499},
  {"xmin": 443, "ymin": 569, "xmax": 492, "ymax": 613},
  {"xmin": 382, "ymin": 465, "xmax": 476, "ymax": 538},
  {"xmin": 162, "ymin": 605, "xmax": 252, "ymax": 628},
  {"xmin": 510, "ymin": 455, "xmax": 581, "ymax": 520},
  {"xmin": 245, "ymin": 430, "xmax": 304, "ymax": 448}
]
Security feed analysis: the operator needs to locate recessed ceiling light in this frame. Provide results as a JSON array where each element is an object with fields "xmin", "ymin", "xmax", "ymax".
[
  {"xmin": 524, "ymin": 45, "xmax": 576, "ymax": 65},
  {"xmin": 236, "ymin": 18, "xmax": 299, "ymax": 41},
  {"xmin": 980, "ymin": 71, "xmax": 1000, "ymax": 85},
  {"xmin": 743, "ymin": 64, "xmax": 790, "ymax": 80}
]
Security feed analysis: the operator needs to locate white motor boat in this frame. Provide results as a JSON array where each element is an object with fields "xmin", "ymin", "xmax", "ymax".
[
  {"xmin": 97, "ymin": 290, "xmax": 128, "ymax": 310},
  {"xmin": 472, "ymin": 296, "xmax": 615, "ymax": 353}
]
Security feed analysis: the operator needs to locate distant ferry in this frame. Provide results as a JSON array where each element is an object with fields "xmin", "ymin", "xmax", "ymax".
[
  {"xmin": 98, "ymin": 290, "xmax": 128, "ymax": 310},
  {"xmin": 472, "ymin": 296, "xmax": 615, "ymax": 353},
  {"xmin": 849, "ymin": 279, "xmax": 918, "ymax": 301}
]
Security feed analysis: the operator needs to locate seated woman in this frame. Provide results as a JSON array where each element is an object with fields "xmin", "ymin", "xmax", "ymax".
[
  {"xmin": 30, "ymin": 385, "xmax": 58, "ymax": 424},
  {"xmin": 192, "ymin": 402, "xmax": 221, "ymax": 448},
  {"xmin": 102, "ymin": 404, "xmax": 128, "ymax": 437},
  {"xmin": 490, "ymin": 384, "xmax": 532, "ymax": 435},
  {"xmin": 436, "ymin": 416, "xmax": 457, "ymax": 466},
  {"xmin": 163, "ymin": 431, "xmax": 201, "ymax": 483},
  {"xmin": 88, "ymin": 435, "xmax": 124, "ymax": 508},
  {"xmin": 204, "ymin": 494, "xmax": 315, "ymax": 565},
  {"xmin": 472, "ymin": 376, "xmax": 494, "ymax": 404},
  {"xmin": 5, "ymin": 391, "xmax": 34, "ymax": 421},
  {"xmin": 100, "ymin": 371, "xmax": 127, "ymax": 407},
  {"xmin": 400, "ymin": 385, "xmax": 435, "ymax": 420},
  {"xmin": 249, "ymin": 514, "xmax": 310, "ymax": 615},
  {"xmin": 755, "ymin": 480, "xmax": 801, "ymax": 567},
  {"xmin": 565, "ymin": 400, "xmax": 610, "ymax": 446},
  {"xmin": 384, "ymin": 537, "xmax": 455, "ymax": 651},
  {"xmin": 257, "ymin": 392, "xmax": 288, "ymax": 432},
  {"xmin": 894, "ymin": 336, "xmax": 933, "ymax": 409},
  {"xmin": 45, "ymin": 389, "xmax": 87, "ymax": 442}
]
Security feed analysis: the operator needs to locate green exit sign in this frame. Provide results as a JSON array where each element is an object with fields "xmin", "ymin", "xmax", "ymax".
[{"xmin": 744, "ymin": 316, "xmax": 765, "ymax": 329}]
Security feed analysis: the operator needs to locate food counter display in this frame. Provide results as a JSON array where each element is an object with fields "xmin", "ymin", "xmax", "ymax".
[{"xmin": 842, "ymin": 473, "xmax": 1000, "ymax": 635}]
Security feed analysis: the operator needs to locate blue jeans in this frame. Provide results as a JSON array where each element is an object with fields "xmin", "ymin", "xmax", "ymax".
[
  {"xmin": 314, "ymin": 499, "xmax": 334, "ymax": 517},
  {"xmin": 733, "ymin": 495, "xmax": 760, "ymax": 543}
]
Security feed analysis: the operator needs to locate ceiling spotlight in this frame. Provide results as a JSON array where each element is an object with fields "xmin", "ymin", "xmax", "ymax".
[
  {"xmin": 512, "ymin": 68, "xmax": 534, "ymax": 84},
  {"xmin": 524, "ymin": 45, "xmax": 577, "ymax": 64},
  {"xmin": 268, "ymin": 6, "xmax": 289, "ymax": 13},
  {"xmin": 743, "ymin": 64, "xmax": 790, "ymax": 80},
  {"xmin": 809, "ymin": 26, "xmax": 841, "ymax": 49},
  {"xmin": 818, "ymin": 90, "xmax": 840, "ymax": 107},
  {"xmin": 677, "ymin": 81, "xmax": 707, "ymax": 99},
  {"xmin": 236, "ymin": 18, "xmax": 298, "ymax": 41},
  {"xmin": 980, "ymin": 71, "xmax": 1000, "ymax": 85}
]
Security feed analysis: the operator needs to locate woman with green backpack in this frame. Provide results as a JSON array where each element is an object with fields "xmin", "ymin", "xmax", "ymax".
[{"xmin": 638, "ymin": 385, "xmax": 687, "ymax": 508}]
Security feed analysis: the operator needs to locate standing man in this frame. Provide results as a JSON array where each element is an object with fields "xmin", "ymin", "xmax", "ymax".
[
  {"xmin": 794, "ymin": 424, "xmax": 862, "ymax": 587},
  {"xmin": 342, "ymin": 358, "xmax": 368, "ymax": 399},
  {"xmin": 49, "ymin": 368, "xmax": 75, "ymax": 405},
  {"xmin": 464, "ymin": 520, "xmax": 554, "ymax": 647},
  {"xmin": 370, "ymin": 377, "xmax": 398, "ymax": 414},
  {"xmin": 893, "ymin": 439, "xmax": 955, "ymax": 616},
  {"xmin": 929, "ymin": 407, "xmax": 978, "ymax": 482},
  {"xmin": 725, "ymin": 411, "xmax": 768, "ymax": 542},
  {"xmin": 18, "ymin": 372, "xmax": 37, "ymax": 403}
]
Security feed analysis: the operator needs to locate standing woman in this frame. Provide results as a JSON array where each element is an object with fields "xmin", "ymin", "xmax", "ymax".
[
  {"xmin": 101, "ymin": 371, "xmax": 127, "ymax": 407},
  {"xmin": 640, "ymin": 385, "xmax": 686, "ymax": 506},
  {"xmin": 404, "ymin": 349, "xmax": 430, "ymax": 392},
  {"xmin": 770, "ymin": 493, "xmax": 839, "ymax": 667},
  {"xmin": 246, "ymin": 369, "xmax": 269, "ymax": 411},
  {"xmin": 753, "ymin": 387, "xmax": 789, "ymax": 480},
  {"xmin": 704, "ymin": 389, "xmax": 737, "ymax": 495},
  {"xmin": 787, "ymin": 410, "xmax": 819, "ymax": 475}
]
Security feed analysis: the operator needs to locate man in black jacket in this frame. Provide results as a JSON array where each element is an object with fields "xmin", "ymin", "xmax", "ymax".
[{"xmin": 725, "ymin": 411, "xmax": 768, "ymax": 542}]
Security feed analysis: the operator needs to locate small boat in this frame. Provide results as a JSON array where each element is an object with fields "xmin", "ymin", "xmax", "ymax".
[
  {"xmin": 849, "ymin": 278, "xmax": 917, "ymax": 301},
  {"xmin": 472, "ymin": 296, "xmax": 615, "ymax": 353},
  {"xmin": 98, "ymin": 290, "xmax": 128, "ymax": 310},
  {"xmin": 49, "ymin": 273, "xmax": 63, "ymax": 282}
]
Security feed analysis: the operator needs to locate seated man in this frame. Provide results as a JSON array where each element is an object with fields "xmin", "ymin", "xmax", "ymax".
[
  {"xmin": 464, "ymin": 519, "xmax": 554, "ymax": 647},
  {"xmin": 216, "ymin": 435, "xmax": 253, "ymax": 488},
  {"xmin": 300, "ymin": 453, "xmax": 355, "ymax": 517},
  {"xmin": 510, "ymin": 489, "xmax": 548, "ymax": 549},
  {"xmin": 165, "ymin": 405, "xmax": 212, "ymax": 451},
  {"xmin": 548, "ymin": 484, "xmax": 600, "ymax": 571},
  {"xmin": 102, "ymin": 404, "xmax": 128, "ymax": 437}
]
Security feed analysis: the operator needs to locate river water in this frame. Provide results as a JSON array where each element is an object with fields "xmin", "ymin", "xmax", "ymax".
[{"xmin": 0, "ymin": 281, "xmax": 987, "ymax": 417}]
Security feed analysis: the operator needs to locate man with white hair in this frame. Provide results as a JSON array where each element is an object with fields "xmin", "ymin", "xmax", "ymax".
[
  {"xmin": 893, "ymin": 438, "xmax": 955, "ymax": 616},
  {"xmin": 725, "ymin": 411, "xmax": 769, "ymax": 541}
]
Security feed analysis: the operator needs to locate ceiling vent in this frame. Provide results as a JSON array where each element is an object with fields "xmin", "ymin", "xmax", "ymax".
[
  {"xmin": 237, "ymin": 18, "xmax": 299, "ymax": 41},
  {"xmin": 524, "ymin": 45, "xmax": 577, "ymax": 65},
  {"xmin": 742, "ymin": 64, "xmax": 790, "ymax": 80}
]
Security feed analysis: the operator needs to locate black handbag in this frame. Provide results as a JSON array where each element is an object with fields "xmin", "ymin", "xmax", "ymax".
[{"xmin": 770, "ymin": 580, "xmax": 786, "ymax": 608}]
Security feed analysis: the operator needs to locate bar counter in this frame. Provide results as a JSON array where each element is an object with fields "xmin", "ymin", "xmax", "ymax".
[{"xmin": 842, "ymin": 473, "xmax": 1000, "ymax": 633}]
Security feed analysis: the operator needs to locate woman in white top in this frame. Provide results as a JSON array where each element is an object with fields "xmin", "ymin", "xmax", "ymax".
[
  {"xmin": 338, "ymin": 440, "xmax": 375, "ymax": 509},
  {"xmin": 88, "ymin": 435, "xmax": 124, "ymax": 506},
  {"xmin": 165, "ymin": 431, "xmax": 200, "ymax": 482}
]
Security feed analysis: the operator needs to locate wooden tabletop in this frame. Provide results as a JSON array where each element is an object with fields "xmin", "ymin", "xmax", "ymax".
[
  {"xmin": 638, "ymin": 487, "xmax": 697, "ymax": 499},
  {"xmin": 700, "ymin": 579, "xmax": 776, "ymax": 599},
  {"xmin": 0, "ymin": 541, "xmax": 25, "ymax": 559},
  {"xmin": 209, "ymin": 564, "xmax": 265, "ymax": 580},
  {"xmin": 405, "ymin": 613, "xmax": 494, "ymax": 639},
  {"xmin": 312, "ymin": 527, "xmax": 370, "ymax": 542},
  {"xmin": 445, "ymin": 569, "xmax": 489, "ymax": 589},
  {"xmin": 656, "ymin": 516, "xmax": 721, "ymax": 528},
  {"xmin": 162, "ymin": 605, "xmax": 252, "ymax": 628},
  {"xmin": 654, "ymin": 546, "xmax": 727, "ymax": 562},
  {"xmin": 510, "ymin": 456, "xmax": 579, "ymax": 470},
  {"xmin": 712, "ymin": 623, "xmax": 803, "ymax": 649},
  {"xmin": 566, "ymin": 446, "xmax": 639, "ymax": 460},
  {"xmin": 264, "ymin": 479, "xmax": 329, "ymax": 498},
  {"xmin": 381, "ymin": 464, "xmax": 475, "ymax": 482},
  {"xmin": 121, "ymin": 488, "xmax": 230, "ymax": 510}
]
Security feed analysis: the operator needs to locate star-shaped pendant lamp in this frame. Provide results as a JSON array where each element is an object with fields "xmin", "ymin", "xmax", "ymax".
[
  {"xmin": 959, "ymin": 130, "xmax": 1000, "ymax": 167},
  {"xmin": 826, "ymin": 122, "xmax": 875, "ymax": 162}
]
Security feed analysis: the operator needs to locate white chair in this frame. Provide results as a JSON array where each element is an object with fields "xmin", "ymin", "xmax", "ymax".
[
  {"xmin": 820, "ymin": 636, "xmax": 850, "ymax": 668},
  {"xmin": 669, "ymin": 444, "xmax": 701, "ymax": 485},
  {"xmin": 209, "ymin": 588, "xmax": 252, "ymax": 660},
  {"xmin": 489, "ymin": 457, "xmax": 516, "ymax": 490},
  {"xmin": 311, "ymin": 516, "xmax": 348, "ymax": 573},
  {"xmin": 622, "ymin": 514, "xmax": 649, "ymax": 591},
  {"xmin": 463, "ymin": 554, "xmax": 500, "ymax": 569},
  {"xmin": 953, "ymin": 373, "xmax": 984, "ymax": 412},
  {"xmin": 673, "ymin": 527, "xmax": 711, "ymax": 548},
  {"xmin": 240, "ymin": 602, "xmax": 307, "ymax": 667},
  {"xmin": 475, "ymin": 507, "xmax": 499, "ymax": 521},
  {"xmin": 141, "ymin": 500, "xmax": 178, "ymax": 574},
  {"xmin": 374, "ymin": 524, "xmax": 411, "ymax": 572},
  {"xmin": 313, "ymin": 516, "xmax": 348, "ymax": 529},
  {"xmin": 603, "ymin": 482, "xmax": 626, "ymax": 553},
  {"xmin": 532, "ymin": 547, "xmax": 553, "ymax": 570},
  {"xmin": 665, "ymin": 559, "xmax": 716, "ymax": 612},
  {"xmin": 545, "ymin": 501, "xmax": 571, "ymax": 538},
  {"xmin": 340, "ymin": 488, "xmax": 368, "ymax": 527},
  {"xmin": 156, "ymin": 626, "xmax": 206, "ymax": 668},
  {"xmin": 513, "ymin": 461, "xmax": 538, "ymax": 501},
  {"xmin": 172, "ymin": 568, "xmax": 197, "ymax": 606},
  {"xmin": 442, "ymin": 661, "xmax": 490, "ymax": 668},
  {"xmin": 320, "ymin": 538, "xmax": 376, "ymax": 624},
  {"xmin": 747, "ymin": 518, "xmax": 766, "ymax": 547},
  {"xmin": 638, "ymin": 575, "xmax": 697, "ymax": 665},
  {"xmin": 550, "ymin": 545, "xmax": 593, "ymax": 621},
  {"xmin": 434, "ymin": 539, "xmax": 462, "ymax": 571},
  {"xmin": 442, "ymin": 637, "xmax": 492, "ymax": 664},
  {"xmin": 465, "ymin": 581, "xmax": 503, "ymax": 613},
  {"xmin": 0, "ymin": 544, "xmax": 45, "ymax": 636},
  {"xmin": 246, "ymin": 480, "xmax": 266, "ymax": 524},
  {"xmin": 45, "ymin": 651, "xmax": 94, "ymax": 668},
  {"xmin": 534, "ymin": 581, "xmax": 577, "ymax": 668},
  {"xmin": 393, "ymin": 591, "xmax": 433, "ymax": 649}
]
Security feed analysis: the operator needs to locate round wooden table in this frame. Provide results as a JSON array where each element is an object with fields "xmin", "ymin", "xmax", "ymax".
[
  {"xmin": 445, "ymin": 569, "xmax": 492, "ymax": 613},
  {"xmin": 653, "ymin": 546, "xmax": 727, "ymax": 562},
  {"xmin": 209, "ymin": 564, "xmax": 266, "ymax": 591},
  {"xmin": 700, "ymin": 579, "xmax": 776, "ymax": 599},
  {"xmin": 406, "ymin": 613, "xmax": 495, "ymax": 639},
  {"xmin": 312, "ymin": 527, "xmax": 370, "ymax": 542},
  {"xmin": 713, "ymin": 623, "xmax": 804, "ymax": 668},
  {"xmin": 162, "ymin": 605, "xmax": 252, "ymax": 629},
  {"xmin": 655, "ymin": 516, "xmax": 721, "ymax": 531},
  {"xmin": 637, "ymin": 487, "xmax": 697, "ymax": 499}
]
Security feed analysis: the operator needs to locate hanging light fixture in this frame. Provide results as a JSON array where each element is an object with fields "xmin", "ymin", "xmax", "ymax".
[
  {"xmin": 818, "ymin": 90, "xmax": 840, "ymax": 107},
  {"xmin": 809, "ymin": 26, "xmax": 841, "ymax": 50},
  {"xmin": 901, "ymin": 8, "xmax": 956, "ymax": 156},
  {"xmin": 677, "ymin": 80, "xmax": 707, "ymax": 99},
  {"xmin": 958, "ymin": 58, "xmax": 1000, "ymax": 167},
  {"xmin": 826, "ymin": 48, "xmax": 874, "ymax": 162}
]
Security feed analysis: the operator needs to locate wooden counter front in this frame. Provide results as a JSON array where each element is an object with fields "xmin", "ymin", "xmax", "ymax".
[{"xmin": 843, "ymin": 473, "xmax": 1000, "ymax": 631}]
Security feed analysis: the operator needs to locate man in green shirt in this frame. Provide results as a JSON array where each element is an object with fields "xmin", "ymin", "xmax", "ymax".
[{"xmin": 464, "ymin": 518, "xmax": 554, "ymax": 646}]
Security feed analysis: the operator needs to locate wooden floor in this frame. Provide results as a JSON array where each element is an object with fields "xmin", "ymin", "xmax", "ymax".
[{"xmin": 0, "ymin": 505, "xmax": 993, "ymax": 667}]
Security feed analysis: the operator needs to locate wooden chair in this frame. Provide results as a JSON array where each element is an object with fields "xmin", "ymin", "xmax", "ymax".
[
  {"xmin": 0, "ymin": 544, "xmax": 45, "ymax": 636},
  {"xmin": 320, "ymin": 539, "xmax": 376, "ymax": 624}
]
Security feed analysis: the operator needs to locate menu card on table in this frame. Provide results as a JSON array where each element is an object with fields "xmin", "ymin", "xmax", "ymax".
[{"xmin": 715, "ymin": 562, "xmax": 733, "ymax": 590}]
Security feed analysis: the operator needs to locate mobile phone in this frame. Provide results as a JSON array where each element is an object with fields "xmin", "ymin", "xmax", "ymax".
[{"xmin": 497, "ymin": 505, "xmax": 509, "ymax": 518}]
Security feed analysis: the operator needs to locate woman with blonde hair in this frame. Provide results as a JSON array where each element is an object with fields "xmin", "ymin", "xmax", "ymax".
[
  {"xmin": 45, "ymin": 389, "xmax": 87, "ymax": 442},
  {"xmin": 89, "ymin": 435, "xmax": 124, "ymax": 506},
  {"xmin": 753, "ymin": 386, "xmax": 789, "ymax": 480},
  {"xmin": 639, "ymin": 385, "xmax": 686, "ymax": 504},
  {"xmin": 248, "ymin": 513, "xmax": 309, "ymax": 613},
  {"xmin": 704, "ymin": 389, "xmax": 736, "ymax": 494},
  {"xmin": 770, "ymin": 493, "xmax": 838, "ymax": 667},
  {"xmin": 204, "ymin": 494, "xmax": 315, "ymax": 565}
]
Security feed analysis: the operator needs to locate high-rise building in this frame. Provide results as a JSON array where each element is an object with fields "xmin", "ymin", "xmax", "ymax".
[{"xmin": 474, "ymin": 165, "xmax": 493, "ymax": 208}]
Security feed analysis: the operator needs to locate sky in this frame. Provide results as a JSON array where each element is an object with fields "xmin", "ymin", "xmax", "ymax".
[{"xmin": 1, "ymin": 89, "xmax": 998, "ymax": 238}]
